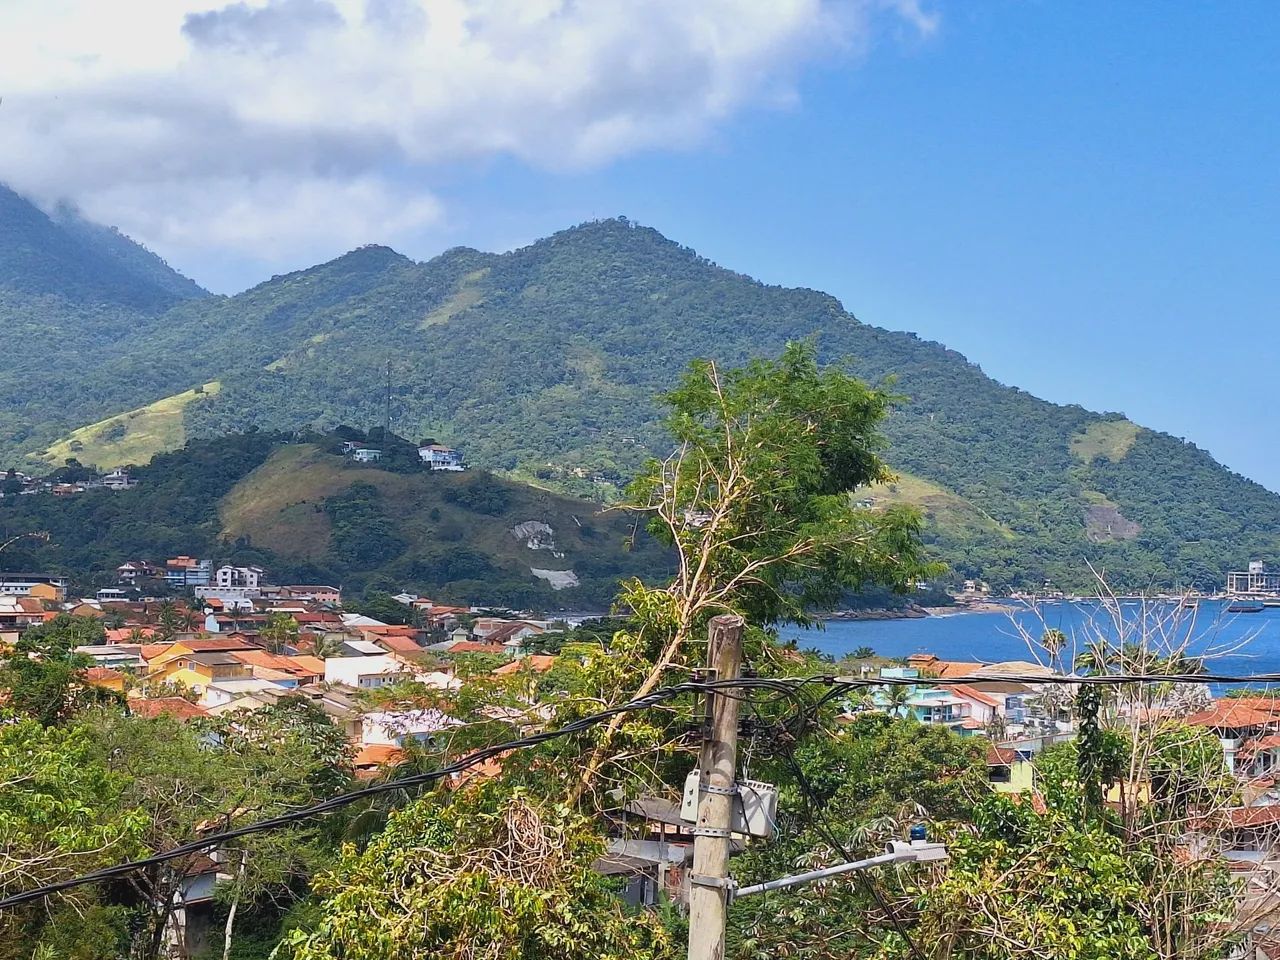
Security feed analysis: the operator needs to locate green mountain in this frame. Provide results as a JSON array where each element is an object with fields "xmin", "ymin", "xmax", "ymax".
[
  {"xmin": 0, "ymin": 185, "xmax": 208, "ymax": 455},
  {"xmin": 0, "ymin": 430, "xmax": 671, "ymax": 609},
  {"xmin": 2, "ymin": 192, "xmax": 1276, "ymax": 591}
]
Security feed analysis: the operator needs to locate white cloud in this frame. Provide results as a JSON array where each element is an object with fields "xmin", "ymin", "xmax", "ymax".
[{"xmin": 0, "ymin": 0, "xmax": 934, "ymax": 274}]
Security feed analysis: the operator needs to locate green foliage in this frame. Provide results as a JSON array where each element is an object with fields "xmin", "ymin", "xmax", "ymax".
[
  {"xmin": 5, "ymin": 215, "xmax": 1274, "ymax": 590},
  {"xmin": 0, "ymin": 719, "xmax": 146, "ymax": 956},
  {"xmin": 344, "ymin": 591, "xmax": 421, "ymax": 626},
  {"xmin": 277, "ymin": 785, "xmax": 676, "ymax": 960},
  {"xmin": 1, "ymin": 615, "xmax": 119, "ymax": 725}
]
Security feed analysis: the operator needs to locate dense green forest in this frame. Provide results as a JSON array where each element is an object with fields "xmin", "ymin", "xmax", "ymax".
[
  {"xmin": 0, "ymin": 431, "xmax": 672, "ymax": 609},
  {"xmin": 2, "ymin": 184, "xmax": 1277, "ymax": 591}
]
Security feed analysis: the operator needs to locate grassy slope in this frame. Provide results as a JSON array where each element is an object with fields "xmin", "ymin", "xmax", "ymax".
[
  {"xmin": 862, "ymin": 471, "xmax": 1014, "ymax": 541},
  {"xmin": 219, "ymin": 443, "xmax": 669, "ymax": 593},
  {"xmin": 1071, "ymin": 420, "xmax": 1141, "ymax": 463},
  {"xmin": 45, "ymin": 382, "xmax": 221, "ymax": 469}
]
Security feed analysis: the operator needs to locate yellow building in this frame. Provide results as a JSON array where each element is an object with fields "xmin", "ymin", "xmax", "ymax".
[
  {"xmin": 988, "ymin": 745, "xmax": 1036, "ymax": 794},
  {"xmin": 150, "ymin": 651, "xmax": 252, "ymax": 693}
]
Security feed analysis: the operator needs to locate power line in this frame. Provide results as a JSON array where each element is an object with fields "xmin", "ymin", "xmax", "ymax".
[
  {"xmin": 1, "ymin": 668, "xmax": 1269, "ymax": 911},
  {"xmin": 0, "ymin": 676, "xmax": 793, "ymax": 910}
]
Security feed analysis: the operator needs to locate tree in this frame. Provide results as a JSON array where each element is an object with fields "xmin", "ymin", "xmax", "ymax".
[
  {"xmin": 260, "ymin": 612, "xmax": 300, "ymax": 654},
  {"xmin": 0, "ymin": 719, "xmax": 146, "ymax": 959},
  {"xmin": 276, "ymin": 786, "xmax": 676, "ymax": 960},
  {"xmin": 1, "ymin": 615, "xmax": 116, "ymax": 725},
  {"xmin": 572, "ymin": 343, "xmax": 936, "ymax": 800}
]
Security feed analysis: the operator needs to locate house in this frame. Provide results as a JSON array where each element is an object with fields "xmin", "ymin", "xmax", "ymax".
[
  {"xmin": 195, "ymin": 565, "xmax": 265, "ymax": 604},
  {"xmin": 279, "ymin": 584, "xmax": 342, "ymax": 605},
  {"xmin": 199, "ymin": 677, "xmax": 298, "ymax": 710},
  {"xmin": 351, "ymin": 448, "xmax": 381, "ymax": 463},
  {"xmin": 75, "ymin": 644, "xmax": 148, "ymax": 672},
  {"xmin": 116, "ymin": 561, "xmax": 158, "ymax": 583},
  {"xmin": 418, "ymin": 443, "xmax": 464, "ymax": 471},
  {"xmin": 360, "ymin": 708, "xmax": 458, "ymax": 748},
  {"xmin": 83, "ymin": 666, "xmax": 127, "ymax": 693},
  {"xmin": 144, "ymin": 638, "xmax": 261, "ymax": 678},
  {"xmin": 1187, "ymin": 700, "xmax": 1280, "ymax": 774},
  {"xmin": 353, "ymin": 743, "xmax": 405, "ymax": 778},
  {"xmin": 96, "ymin": 587, "xmax": 128, "ymax": 603},
  {"xmin": 165, "ymin": 556, "xmax": 212, "ymax": 588},
  {"xmin": 229, "ymin": 649, "xmax": 325, "ymax": 684},
  {"xmin": 493, "ymin": 655, "xmax": 556, "ymax": 676},
  {"xmin": 153, "ymin": 652, "xmax": 254, "ymax": 693},
  {"xmin": 128, "ymin": 697, "xmax": 209, "ymax": 721},
  {"xmin": 0, "ymin": 595, "xmax": 57, "ymax": 639},
  {"xmin": 987, "ymin": 744, "xmax": 1037, "ymax": 793},
  {"xmin": 101, "ymin": 469, "xmax": 137, "ymax": 491},
  {"xmin": 323, "ymin": 654, "xmax": 428, "ymax": 689},
  {"xmin": 0, "ymin": 574, "xmax": 68, "ymax": 600}
]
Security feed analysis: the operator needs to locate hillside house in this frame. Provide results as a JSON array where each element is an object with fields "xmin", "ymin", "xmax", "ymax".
[
  {"xmin": 0, "ymin": 596, "xmax": 56, "ymax": 639},
  {"xmin": 418, "ymin": 443, "xmax": 464, "ymax": 471},
  {"xmin": 165, "ymin": 556, "xmax": 211, "ymax": 587},
  {"xmin": 102, "ymin": 469, "xmax": 137, "ymax": 490},
  {"xmin": 351, "ymin": 447, "xmax": 381, "ymax": 462}
]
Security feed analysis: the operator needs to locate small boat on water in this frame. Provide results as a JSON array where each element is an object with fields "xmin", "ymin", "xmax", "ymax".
[
  {"xmin": 1264, "ymin": 599, "xmax": 1280, "ymax": 609},
  {"xmin": 1228, "ymin": 601, "xmax": 1266, "ymax": 614}
]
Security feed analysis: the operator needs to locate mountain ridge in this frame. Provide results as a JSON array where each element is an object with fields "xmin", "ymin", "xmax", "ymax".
[{"xmin": 2, "ymin": 194, "xmax": 1276, "ymax": 591}]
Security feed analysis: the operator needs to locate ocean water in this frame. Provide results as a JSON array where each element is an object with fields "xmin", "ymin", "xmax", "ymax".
[{"xmin": 778, "ymin": 600, "xmax": 1280, "ymax": 680}]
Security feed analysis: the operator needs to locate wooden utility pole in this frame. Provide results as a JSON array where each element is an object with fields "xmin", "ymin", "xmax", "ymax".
[{"xmin": 687, "ymin": 614, "xmax": 745, "ymax": 960}]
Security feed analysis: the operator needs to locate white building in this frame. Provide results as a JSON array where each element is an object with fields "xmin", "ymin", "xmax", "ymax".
[
  {"xmin": 195, "ymin": 565, "xmax": 264, "ymax": 603},
  {"xmin": 322, "ymin": 654, "xmax": 458, "ymax": 691},
  {"xmin": 360, "ymin": 709, "xmax": 458, "ymax": 747},
  {"xmin": 418, "ymin": 444, "xmax": 464, "ymax": 471},
  {"xmin": 102, "ymin": 469, "xmax": 137, "ymax": 491},
  {"xmin": 351, "ymin": 448, "xmax": 382, "ymax": 463}
]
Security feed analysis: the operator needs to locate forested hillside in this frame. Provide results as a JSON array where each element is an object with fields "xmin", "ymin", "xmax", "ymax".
[
  {"xmin": 3, "ymin": 186, "xmax": 1277, "ymax": 591},
  {"xmin": 0, "ymin": 431, "xmax": 671, "ymax": 608}
]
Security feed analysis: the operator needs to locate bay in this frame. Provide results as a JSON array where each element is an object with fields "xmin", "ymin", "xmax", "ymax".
[{"xmin": 779, "ymin": 600, "xmax": 1280, "ymax": 680}]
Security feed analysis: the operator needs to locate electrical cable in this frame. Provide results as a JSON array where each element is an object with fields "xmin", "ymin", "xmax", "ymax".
[{"xmin": 2, "ymin": 667, "xmax": 1270, "ymax": 911}]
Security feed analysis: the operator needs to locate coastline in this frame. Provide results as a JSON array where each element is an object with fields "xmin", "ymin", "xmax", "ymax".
[{"xmin": 823, "ymin": 599, "xmax": 1017, "ymax": 622}]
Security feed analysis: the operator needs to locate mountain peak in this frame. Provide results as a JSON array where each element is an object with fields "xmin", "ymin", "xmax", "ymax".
[{"xmin": 0, "ymin": 183, "xmax": 206, "ymax": 310}]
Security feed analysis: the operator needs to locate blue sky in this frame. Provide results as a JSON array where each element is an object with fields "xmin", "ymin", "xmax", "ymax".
[
  {"xmin": 3, "ymin": 0, "xmax": 1277, "ymax": 489},
  {"xmin": 429, "ymin": 2, "xmax": 1280, "ymax": 493}
]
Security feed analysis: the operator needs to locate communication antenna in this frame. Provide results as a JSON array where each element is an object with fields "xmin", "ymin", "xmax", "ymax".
[{"xmin": 384, "ymin": 359, "xmax": 392, "ymax": 438}]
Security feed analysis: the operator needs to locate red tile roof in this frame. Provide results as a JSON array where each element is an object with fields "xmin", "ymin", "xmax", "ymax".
[
  {"xmin": 950, "ymin": 683, "xmax": 1000, "ymax": 708},
  {"xmin": 1186, "ymin": 701, "xmax": 1280, "ymax": 730},
  {"xmin": 1222, "ymin": 805, "xmax": 1280, "ymax": 828},
  {"xmin": 373, "ymin": 634, "xmax": 424, "ymax": 655},
  {"xmin": 987, "ymin": 745, "xmax": 1020, "ymax": 766},
  {"xmin": 84, "ymin": 666, "xmax": 124, "ymax": 685},
  {"xmin": 492, "ymin": 655, "xmax": 557, "ymax": 676},
  {"xmin": 353, "ymin": 744, "xmax": 404, "ymax": 768},
  {"xmin": 129, "ymin": 697, "xmax": 207, "ymax": 720}
]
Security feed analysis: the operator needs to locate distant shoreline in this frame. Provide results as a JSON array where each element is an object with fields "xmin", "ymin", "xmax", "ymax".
[{"xmin": 822, "ymin": 599, "xmax": 1017, "ymax": 622}]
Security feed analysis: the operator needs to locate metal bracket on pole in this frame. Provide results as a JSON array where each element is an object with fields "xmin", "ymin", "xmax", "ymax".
[{"xmin": 690, "ymin": 826, "xmax": 733, "ymax": 838}]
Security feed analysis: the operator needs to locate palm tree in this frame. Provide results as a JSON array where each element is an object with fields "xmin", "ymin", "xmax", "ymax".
[{"xmin": 853, "ymin": 645, "xmax": 876, "ymax": 660}]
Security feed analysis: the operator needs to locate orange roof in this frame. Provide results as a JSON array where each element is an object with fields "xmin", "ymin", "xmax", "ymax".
[
  {"xmin": 1222, "ymin": 805, "xmax": 1280, "ymax": 828},
  {"xmin": 288, "ymin": 655, "xmax": 327, "ymax": 675},
  {"xmin": 1186, "ymin": 701, "xmax": 1280, "ymax": 730},
  {"xmin": 1220, "ymin": 697, "xmax": 1280, "ymax": 714},
  {"xmin": 363, "ymin": 625, "xmax": 420, "ymax": 636},
  {"xmin": 1241, "ymin": 734, "xmax": 1280, "ymax": 757},
  {"xmin": 987, "ymin": 745, "xmax": 1020, "ymax": 766},
  {"xmin": 84, "ymin": 666, "xmax": 124, "ymax": 684},
  {"xmin": 175, "ymin": 638, "xmax": 260, "ymax": 652},
  {"xmin": 230, "ymin": 650, "xmax": 322, "ymax": 677},
  {"xmin": 353, "ymin": 744, "xmax": 405, "ymax": 768},
  {"xmin": 105, "ymin": 627, "xmax": 157, "ymax": 644},
  {"xmin": 493, "ymin": 655, "xmax": 556, "ymax": 676},
  {"xmin": 951, "ymin": 683, "xmax": 1000, "ymax": 708},
  {"xmin": 130, "ymin": 697, "xmax": 207, "ymax": 720},
  {"xmin": 139, "ymin": 643, "xmax": 172, "ymax": 662},
  {"xmin": 373, "ymin": 634, "xmax": 424, "ymax": 655}
]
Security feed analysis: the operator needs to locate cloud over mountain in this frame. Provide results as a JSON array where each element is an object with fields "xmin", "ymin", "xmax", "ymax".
[{"xmin": 0, "ymin": 0, "xmax": 934, "ymax": 275}]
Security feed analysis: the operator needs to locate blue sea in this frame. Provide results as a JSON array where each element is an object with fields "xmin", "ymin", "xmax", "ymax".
[{"xmin": 778, "ymin": 600, "xmax": 1280, "ymax": 681}]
